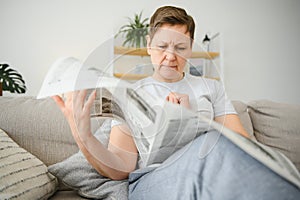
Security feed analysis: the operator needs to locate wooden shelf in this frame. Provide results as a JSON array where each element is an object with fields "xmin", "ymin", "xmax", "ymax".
[
  {"xmin": 113, "ymin": 73, "xmax": 149, "ymax": 80},
  {"xmin": 114, "ymin": 46, "xmax": 149, "ymax": 57},
  {"xmin": 191, "ymin": 51, "xmax": 219, "ymax": 59},
  {"xmin": 114, "ymin": 46, "xmax": 219, "ymax": 59},
  {"xmin": 113, "ymin": 73, "xmax": 220, "ymax": 81}
]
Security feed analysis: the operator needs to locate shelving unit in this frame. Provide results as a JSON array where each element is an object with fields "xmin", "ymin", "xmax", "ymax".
[{"xmin": 113, "ymin": 46, "xmax": 220, "ymax": 80}]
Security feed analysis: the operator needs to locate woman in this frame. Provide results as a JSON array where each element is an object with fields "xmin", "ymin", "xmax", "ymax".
[{"xmin": 52, "ymin": 5, "xmax": 299, "ymax": 199}]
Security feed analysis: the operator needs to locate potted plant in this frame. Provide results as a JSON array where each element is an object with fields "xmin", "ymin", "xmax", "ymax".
[
  {"xmin": 115, "ymin": 11, "xmax": 149, "ymax": 48},
  {"xmin": 0, "ymin": 63, "xmax": 26, "ymax": 96}
]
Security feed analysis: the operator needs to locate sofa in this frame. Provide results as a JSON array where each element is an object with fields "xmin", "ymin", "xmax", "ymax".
[{"xmin": 0, "ymin": 96, "xmax": 299, "ymax": 199}]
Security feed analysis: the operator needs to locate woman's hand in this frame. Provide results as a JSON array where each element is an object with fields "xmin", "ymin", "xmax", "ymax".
[
  {"xmin": 51, "ymin": 90, "xmax": 96, "ymax": 142},
  {"xmin": 166, "ymin": 92, "xmax": 190, "ymax": 109},
  {"xmin": 52, "ymin": 90, "xmax": 138, "ymax": 180}
]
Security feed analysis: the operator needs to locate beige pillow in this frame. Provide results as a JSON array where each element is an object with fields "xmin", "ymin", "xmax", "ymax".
[
  {"xmin": 248, "ymin": 100, "xmax": 300, "ymax": 171},
  {"xmin": 0, "ymin": 128, "xmax": 58, "ymax": 199}
]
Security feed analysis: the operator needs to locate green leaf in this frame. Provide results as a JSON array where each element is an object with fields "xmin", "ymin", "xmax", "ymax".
[
  {"xmin": 0, "ymin": 63, "xmax": 26, "ymax": 94},
  {"xmin": 116, "ymin": 11, "xmax": 149, "ymax": 48}
]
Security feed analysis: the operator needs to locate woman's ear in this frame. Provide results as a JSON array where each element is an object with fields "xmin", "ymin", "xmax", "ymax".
[
  {"xmin": 186, "ymin": 40, "xmax": 194, "ymax": 58},
  {"xmin": 146, "ymin": 35, "xmax": 151, "ymax": 55},
  {"xmin": 191, "ymin": 39, "xmax": 194, "ymax": 49}
]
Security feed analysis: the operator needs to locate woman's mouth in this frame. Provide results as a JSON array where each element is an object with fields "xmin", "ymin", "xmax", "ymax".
[{"xmin": 161, "ymin": 65, "xmax": 177, "ymax": 70}]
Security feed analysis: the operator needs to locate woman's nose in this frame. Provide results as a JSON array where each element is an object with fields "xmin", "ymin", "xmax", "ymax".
[{"xmin": 164, "ymin": 48, "xmax": 176, "ymax": 61}]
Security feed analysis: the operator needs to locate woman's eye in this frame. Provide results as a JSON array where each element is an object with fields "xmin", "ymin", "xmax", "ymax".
[
  {"xmin": 176, "ymin": 47, "xmax": 186, "ymax": 51},
  {"xmin": 158, "ymin": 45, "xmax": 167, "ymax": 49}
]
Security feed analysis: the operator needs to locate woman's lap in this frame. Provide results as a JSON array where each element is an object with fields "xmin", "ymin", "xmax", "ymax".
[{"xmin": 128, "ymin": 130, "xmax": 300, "ymax": 200}]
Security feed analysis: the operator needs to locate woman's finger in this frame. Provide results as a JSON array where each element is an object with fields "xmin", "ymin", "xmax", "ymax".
[
  {"xmin": 172, "ymin": 93, "xmax": 180, "ymax": 104},
  {"xmin": 167, "ymin": 93, "xmax": 180, "ymax": 104},
  {"xmin": 51, "ymin": 95, "xmax": 65, "ymax": 110},
  {"xmin": 170, "ymin": 96, "xmax": 175, "ymax": 103},
  {"xmin": 71, "ymin": 90, "xmax": 86, "ymax": 110},
  {"xmin": 166, "ymin": 96, "xmax": 169, "ymax": 101},
  {"xmin": 84, "ymin": 90, "xmax": 97, "ymax": 111},
  {"xmin": 170, "ymin": 96, "xmax": 179, "ymax": 104},
  {"xmin": 77, "ymin": 90, "xmax": 88, "ymax": 103},
  {"xmin": 64, "ymin": 92, "xmax": 73, "ymax": 103}
]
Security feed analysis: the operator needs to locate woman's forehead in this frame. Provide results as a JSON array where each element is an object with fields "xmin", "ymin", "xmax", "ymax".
[{"xmin": 152, "ymin": 24, "xmax": 191, "ymax": 44}]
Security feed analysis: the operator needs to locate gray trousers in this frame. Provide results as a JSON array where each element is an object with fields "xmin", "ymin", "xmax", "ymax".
[{"xmin": 128, "ymin": 130, "xmax": 300, "ymax": 200}]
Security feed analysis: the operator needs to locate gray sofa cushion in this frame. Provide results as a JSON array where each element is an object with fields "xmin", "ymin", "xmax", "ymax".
[
  {"xmin": 0, "ymin": 97, "xmax": 78, "ymax": 166},
  {"xmin": 0, "ymin": 96, "xmax": 105, "ymax": 167},
  {"xmin": 49, "ymin": 190, "xmax": 87, "ymax": 200},
  {"xmin": 248, "ymin": 100, "xmax": 300, "ymax": 171}
]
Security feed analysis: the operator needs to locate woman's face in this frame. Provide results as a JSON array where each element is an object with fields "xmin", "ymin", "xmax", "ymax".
[{"xmin": 147, "ymin": 24, "xmax": 192, "ymax": 82}]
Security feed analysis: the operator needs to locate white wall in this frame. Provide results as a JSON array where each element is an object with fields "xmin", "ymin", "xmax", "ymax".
[{"xmin": 1, "ymin": 0, "xmax": 300, "ymax": 104}]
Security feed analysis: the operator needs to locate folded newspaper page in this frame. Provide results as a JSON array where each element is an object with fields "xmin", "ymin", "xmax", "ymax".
[
  {"xmin": 37, "ymin": 57, "xmax": 300, "ymax": 189},
  {"xmin": 109, "ymin": 87, "xmax": 210, "ymax": 167}
]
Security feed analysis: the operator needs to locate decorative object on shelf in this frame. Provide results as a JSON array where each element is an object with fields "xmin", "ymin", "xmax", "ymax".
[
  {"xmin": 0, "ymin": 63, "xmax": 26, "ymax": 96},
  {"xmin": 115, "ymin": 11, "xmax": 149, "ymax": 48},
  {"xmin": 202, "ymin": 34, "xmax": 211, "ymax": 51},
  {"xmin": 201, "ymin": 34, "xmax": 211, "ymax": 78},
  {"xmin": 197, "ymin": 32, "xmax": 222, "ymax": 80},
  {"xmin": 202, "ymin": 32, "xmax": 220, "ymax": 51}
]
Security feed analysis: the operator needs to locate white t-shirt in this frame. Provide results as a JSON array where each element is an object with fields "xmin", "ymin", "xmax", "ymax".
[
  {"xmin": 111, "ymin": 73, "xmax": 236, "ymax": 127},
  {"xmin": 110, "ymin": 74, "xmax": 237, "ymax": 168}
]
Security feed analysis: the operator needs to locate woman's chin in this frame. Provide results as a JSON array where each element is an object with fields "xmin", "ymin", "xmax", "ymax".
[{"xmin": 158, "ymin": 69, "xmax": 182, "ymax": 82}]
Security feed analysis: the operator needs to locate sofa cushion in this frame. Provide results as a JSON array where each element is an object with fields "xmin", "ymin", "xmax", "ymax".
[
  {"xmin": 0, "ymin": 96, "xmax": 78, "ymax": 166},
  {"xmin": 231, "ymin": 100, "xmax": 254, "ymax": 137},
  {"xmin": 248, "ymin": 100, "xmax": 300, "ymax": 171},
  {"xmin": 48, "ymin": 119, "xmax": 128, "ymax": 200},
  {"xmin": 49, "ymin": 190, "xmax": 87, "ymax": 200},
  {"xmin": 0, "ymin": 95, "xmax": 117, "ymax": 168},
  {"xmin": 0, "ymin": 128, "xmax": 58, "ymax": 199}
]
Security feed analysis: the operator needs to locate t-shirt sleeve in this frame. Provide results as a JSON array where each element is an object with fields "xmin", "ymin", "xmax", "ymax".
[
  {"xmin": 110, "ymin": 119, "xmax": 123, "ymax": 128},
  {"xmin": 212, "ymin": 80, "xmax": 237, "ymax": 117}
]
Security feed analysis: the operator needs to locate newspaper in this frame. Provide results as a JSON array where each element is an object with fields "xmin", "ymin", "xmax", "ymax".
[
  {"xmin": 37, "ymin": 57, "xmax": 300, "ymax": 189},
  {"xmin": 110, "ymin": 87, "xmax": 210, "ymax": 167}
]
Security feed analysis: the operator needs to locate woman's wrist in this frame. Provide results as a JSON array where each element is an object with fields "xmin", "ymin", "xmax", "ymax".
[{"xmin": 72, "ymin": 128, "xmax": 93, "ymax": 145}]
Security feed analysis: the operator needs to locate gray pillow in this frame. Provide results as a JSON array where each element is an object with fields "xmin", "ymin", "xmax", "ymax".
[
  {"xmin": 248, "ymin": 100, "xmax": 300, "ymax": 171},
  {"xmin": 48, "ymin": 119, "xmax": 128, "ymax": 200}
]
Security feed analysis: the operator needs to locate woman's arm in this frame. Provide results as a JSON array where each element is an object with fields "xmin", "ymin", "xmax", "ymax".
[
  {"xmin": 52, "ymin": 90, "xmax": 138, "ymax": 180},
  {"xmin": 166, "ymin": 92, "xmax": 249, "ymax": 138},
  {"xmin": 214, "ymin": 114, "xmax": 250, "ymax": 138}
]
